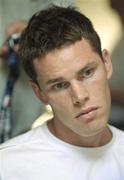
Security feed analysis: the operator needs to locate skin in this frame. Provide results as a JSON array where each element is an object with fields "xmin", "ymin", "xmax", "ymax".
[{"xmin": 31, "ymin": 38, "xmax": 113, "ymax": 147}]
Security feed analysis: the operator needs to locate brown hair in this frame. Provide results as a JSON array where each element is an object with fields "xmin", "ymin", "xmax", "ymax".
[{"xmin": 18, "ymin": 5, "xmax": 102, "ymax": 85}]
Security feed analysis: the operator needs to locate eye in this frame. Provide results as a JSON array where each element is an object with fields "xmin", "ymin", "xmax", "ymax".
[
  {"xmin": 78, "ymin": 67, "xmax": 95, "ymax": 80},
  {"xmin": 83, "ymin": 68, "xmax": 95, "ymax": 78},
  {"xmin": 52, "ymin": 81, "xmax": 69, "ymax": 91}
]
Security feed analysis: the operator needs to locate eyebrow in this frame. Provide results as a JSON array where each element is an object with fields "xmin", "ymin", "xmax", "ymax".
[
  {"xmin": 46, "ymin": 77, "xmax": 65, "ymax": 85},
  {"xmin": 77, "ymin": 62, "xmax": 97, "ymax": 75}
]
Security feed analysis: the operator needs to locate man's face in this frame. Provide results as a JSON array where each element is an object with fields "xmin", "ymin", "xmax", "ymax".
[{"xmin": 33, "ymin": 39, "xmax": 112, "ymax": 138}]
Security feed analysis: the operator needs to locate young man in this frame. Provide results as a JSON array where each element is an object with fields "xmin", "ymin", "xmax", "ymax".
[{"xmin": 0, "ymin": 6, "xmax": 124, "ymax": 180}]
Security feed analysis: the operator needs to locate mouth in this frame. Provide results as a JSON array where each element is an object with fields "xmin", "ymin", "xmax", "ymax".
[{"xmin": 75, "ymin": 106, "xmax": 99, "ymax": 123}]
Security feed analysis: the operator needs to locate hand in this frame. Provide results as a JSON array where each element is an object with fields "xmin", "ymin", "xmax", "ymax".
[
  {"xmin": 0, "ymin": 20, "xmax": 27, "ymax": 61},
  {"xmin": 0, "ymin": 46, "xmax": 8, "ymax": 60}
]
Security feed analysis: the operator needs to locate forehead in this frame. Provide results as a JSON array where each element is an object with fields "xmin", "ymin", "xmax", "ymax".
[{"xmin": 34, "ymin": 39, "xmax": 101, "ymax": 82}]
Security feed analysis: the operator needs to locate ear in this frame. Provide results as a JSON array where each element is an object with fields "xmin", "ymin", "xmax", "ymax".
[
  {"xmin": 29, "ymin": 80, "xmax": 49, "ymax": 105},
  {"xmin": 102, "ymin": 49, "xmax": 113, "ymax": 79}
]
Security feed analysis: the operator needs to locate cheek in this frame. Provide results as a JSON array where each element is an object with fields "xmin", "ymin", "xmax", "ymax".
[
  {"xmin": 47, "ymin": 91, "xmax": 72, "ymax": 111},
  {"xmin": 90, "ymin": 72, "xmax": 111, "ymax": 106}
]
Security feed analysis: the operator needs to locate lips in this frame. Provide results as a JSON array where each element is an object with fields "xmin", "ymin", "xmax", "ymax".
[{"xmin": 75, "ymin": 106, "xmax": 99, "ymax": 120}]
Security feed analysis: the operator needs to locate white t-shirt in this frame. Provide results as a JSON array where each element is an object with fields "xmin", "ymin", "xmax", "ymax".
[{"xmin": 0, "ymin": 122, "xmax": 124, "ymax": 180}]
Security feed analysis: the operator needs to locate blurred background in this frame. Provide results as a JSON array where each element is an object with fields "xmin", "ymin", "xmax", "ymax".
[{"xmin": 0, "ymin": 0, "xmax": 124, "ymax": 142}]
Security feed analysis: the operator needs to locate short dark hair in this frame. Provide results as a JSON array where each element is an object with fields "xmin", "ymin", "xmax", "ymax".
[{"xmin": 18, "ymin": 5, "xmax": 102, "ymax": 84}]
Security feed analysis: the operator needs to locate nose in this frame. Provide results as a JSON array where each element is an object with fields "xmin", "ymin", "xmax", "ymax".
[{"xmin": 70, "ymin": 80, "xmax": 89, "ymax": 106}]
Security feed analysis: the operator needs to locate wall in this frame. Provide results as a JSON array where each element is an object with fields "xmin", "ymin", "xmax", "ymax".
[
  {"xmin": 0, "ymin": 0, "xmax": 74, "ymax": 44},
  {"xmin": 75, "ymin": 0, "xmax": 122, "ymax": 52}
]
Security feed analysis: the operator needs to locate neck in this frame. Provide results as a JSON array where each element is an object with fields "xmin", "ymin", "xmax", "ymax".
[{"xmin": 48, "ymin": 119, "xmax": 112, "ymax": 148}]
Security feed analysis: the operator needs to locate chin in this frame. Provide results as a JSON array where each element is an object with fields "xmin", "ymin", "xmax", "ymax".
[{"xmin": 76, "ymin": 120, "xmax": 108, "ymax": 137}]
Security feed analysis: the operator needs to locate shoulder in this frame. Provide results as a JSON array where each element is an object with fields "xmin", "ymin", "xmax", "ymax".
[
  {"xmin": 109, "ymin": 125, "xmax": 124, "ymax": 147},
  {"xmin": 0, "ymin": 125, "xmax": 44, "ymax": 152},
  {"xmin": 110, "ymin": 125, "xmax": 124, "ymax": 135}
]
